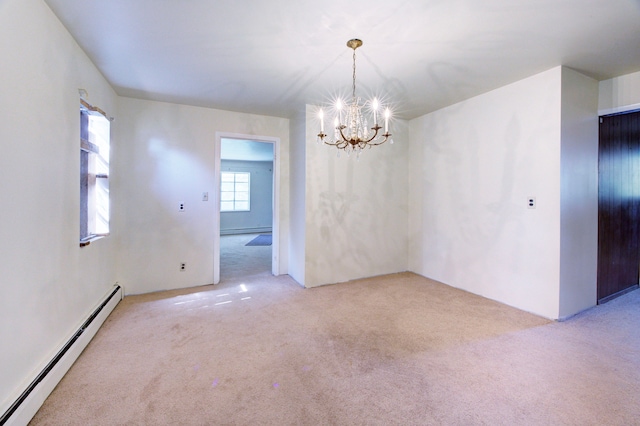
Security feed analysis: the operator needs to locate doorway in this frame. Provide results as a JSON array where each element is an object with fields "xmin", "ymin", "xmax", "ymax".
[
  {"xmin": 597, "ymin": 110, "xmax": 640, "ymax": 302},
  {"xmin": 213, "ymin": 133, "xmax": 280, "ymax": 284}
]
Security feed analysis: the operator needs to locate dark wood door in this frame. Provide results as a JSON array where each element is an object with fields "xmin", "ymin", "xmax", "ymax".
[{"xmin": 597, "ymin": 110, "xmax": 640, "ymax": 302}]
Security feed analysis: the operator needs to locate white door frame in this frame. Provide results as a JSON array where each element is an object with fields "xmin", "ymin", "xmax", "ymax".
[{"xmin": 214, "ymin": 132, "xmax": 280, "ymax": 284}]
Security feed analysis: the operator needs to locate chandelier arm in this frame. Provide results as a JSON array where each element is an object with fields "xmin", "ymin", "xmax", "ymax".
[
  {"xmin": 323, "ymin": 134, "xmax": 349, "ymax": 149},
  {"xmin": 324, "ymin": 139, "xmax": 347, "ymax": 148},
  {"xmin": 364, "ymin": 137, "xmax": 390, "ymax": 146},
  {"xmin": 335, "ymin": 124, "xmax": 391, "ymax": 147},
  {"xmin": 321, "ymin": 123, "xmax": 390, "ymax": 148},
  {"xmin": 336, "ymin": 125, "xmax": 352, "ymax": 145},
  {"xmin": 356, "ymin": 126, "xmax": 383, "ymax": 144},
  {"xmin": 361, "ymin": 127, "xmax": 380, "ymax": 144},
  {"xmin": 365, "ymin": 132, "xmax": 392, "ymax": 145}
]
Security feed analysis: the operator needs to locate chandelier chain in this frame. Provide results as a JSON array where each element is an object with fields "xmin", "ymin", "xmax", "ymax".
[{"xmin": 352, "ymin": 48, "xmax": 357, "ymax": 101}]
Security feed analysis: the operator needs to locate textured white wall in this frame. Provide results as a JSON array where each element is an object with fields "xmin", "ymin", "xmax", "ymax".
[
  {"xmin": 598, "ymin": 70, "xmax": 640, "ymax": 115},
  {"xmin": 287, "ymin": 107, "xmax": 308, "ymax": 285},
  {"xmin": 114, "ymin": 98, "xmax": 289, "ymax": 294},
  {"xmin": 304, "ymin": 106, "xmax": 409, "ymax": 287},
  {"xmin": 0, "ymin": 0, "xmax": 119, "ymax": 413},
  {"xmin": 559, "ymin": 68, "xmax": 599, "ymax": 318},
  {"xmin": 409, "ymin": 67, "xmax": 563, "ymax": 319}
]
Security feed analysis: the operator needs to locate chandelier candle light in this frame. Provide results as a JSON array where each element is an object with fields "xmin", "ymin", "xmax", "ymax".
[{"xmin": 317, "ymin": 39, "xmax": 393, "ymax": 157}]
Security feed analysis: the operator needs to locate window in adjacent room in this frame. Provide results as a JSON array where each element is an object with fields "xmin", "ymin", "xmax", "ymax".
[
  {"xmin": 80, "ymin": 99, "xmax": 111, "ymax": 245},
  {"xmin": 220, "ymin": 172, "xmax": 250, "ymax": 212}
]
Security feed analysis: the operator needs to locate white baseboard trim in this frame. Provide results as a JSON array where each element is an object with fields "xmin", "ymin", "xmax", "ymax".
[
  {"xmin": 220, "ymin": 227, "xmax": 272, "ymax": 236},
  {"xmin": 1, "ymin": 285, "xmax": 122, "ymax": 426}
]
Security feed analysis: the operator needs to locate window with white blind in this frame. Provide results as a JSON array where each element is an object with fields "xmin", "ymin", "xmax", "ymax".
[{"xmin": 220, "ymin": 172, "xmax": 250, "ymax": 212}]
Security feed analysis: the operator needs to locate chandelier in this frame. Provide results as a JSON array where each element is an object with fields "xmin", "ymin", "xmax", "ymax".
[{"xmin": 317, "ymin": 39, "xmax": 393, "ymax": 156}]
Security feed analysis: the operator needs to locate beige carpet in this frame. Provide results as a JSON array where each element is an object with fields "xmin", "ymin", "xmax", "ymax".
[
  {"xmin": 30, "ymin": 272, "xmax": 640, "ymax": 425},
  {"xmin": 220, "ymin": 233, "xmax": 272, "ymax": 281}
]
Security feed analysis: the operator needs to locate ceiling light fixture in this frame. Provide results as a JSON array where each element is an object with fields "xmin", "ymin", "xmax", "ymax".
[{"xmin": 317, "ymin": 39, "xmax": 393, "ymax": 157}]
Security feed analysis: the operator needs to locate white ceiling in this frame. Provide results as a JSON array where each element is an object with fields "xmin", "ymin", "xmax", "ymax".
[{"xmin": 44, "ymin": 0, "xmax": 640, "ymax": 120}]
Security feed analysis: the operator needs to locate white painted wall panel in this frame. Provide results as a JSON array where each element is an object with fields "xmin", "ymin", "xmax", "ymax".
[
  {"xmin": 559, "ymin": 68, "xmax": 599, "ymax": 318},
  {"xmin": 114, "ymin": 98, "xmax": 289, "ymax": 294},
  {"xmin": 409, "ymin": 67, "xmax": 563, "ymax": 319},
  {"xmin": 0, "ymin": 0, "xmax": 118, "ymax": 414},
  {"xmin": 304, "ymin": 107, "xmax": 409, "ymax": 287},
  {"xmin": 287, "ymin": 107, "xmax": 308, "ymax": 285}
]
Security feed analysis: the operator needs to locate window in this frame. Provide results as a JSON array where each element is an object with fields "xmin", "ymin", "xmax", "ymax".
[
  {"xmin": 80, "ymin": 100, "xmax": 110, "ymax": 245},
  {"xmin": 220, "ymin": 172, "xmax": 250, "ymax": 212}
]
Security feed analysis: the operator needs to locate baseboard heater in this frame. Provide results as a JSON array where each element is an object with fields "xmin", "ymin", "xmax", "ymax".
[{"xmin": 0, "ymin": 285, "xmax": 122, "ymax": 426}]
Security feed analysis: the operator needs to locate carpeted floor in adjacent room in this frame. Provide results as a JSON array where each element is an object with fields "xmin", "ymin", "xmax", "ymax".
[{"xmin": 30, "ymin": 271, "xmax": 640, "ymax": 425}]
